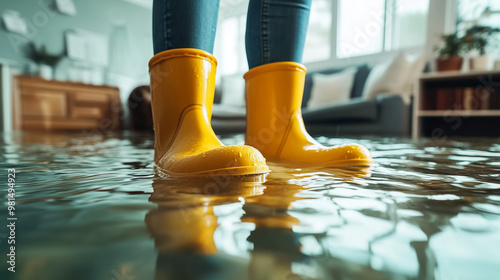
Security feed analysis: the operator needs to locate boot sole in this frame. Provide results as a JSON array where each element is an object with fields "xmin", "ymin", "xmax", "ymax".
[{"xmin": 155, "ymin": 165, "xmax": 270, "ymax": 178}]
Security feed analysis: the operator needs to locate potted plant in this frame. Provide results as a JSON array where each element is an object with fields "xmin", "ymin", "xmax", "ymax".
[
  {"xmin": 463, "ymin": 25, "xmax": 500, "ymax": 70},
  {"xmin": 23, "ymin": 42, "xmax": 64, "ymax": 80},
  {"xmin": 435, "ymin": 32, "xmax": 465, "ymax": 71}
]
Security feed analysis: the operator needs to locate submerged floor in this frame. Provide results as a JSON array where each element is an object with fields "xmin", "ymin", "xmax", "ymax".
[{"xmin": 1, "ymin": 131, "xmax": 500, "ymax": 280}]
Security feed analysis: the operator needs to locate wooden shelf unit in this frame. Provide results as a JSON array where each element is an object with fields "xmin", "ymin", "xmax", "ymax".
[
  {"xmin": 412, "ymin": 70, "xmax": 500, "ymax": 138},
  {"xmin": 12, "ymin": 76, "xmax": 122, "ymax": 131}
]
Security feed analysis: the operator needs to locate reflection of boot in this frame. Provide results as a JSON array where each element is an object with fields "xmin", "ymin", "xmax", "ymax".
[
  {"xmin": 248, "ymin": 227, "xmax": 305, "ymax": 280},
  {"xmin": 244, "ymin": 62, "xmax": 373, "ymax": 166},
  {"xmin": 146, "ymin": 205, "xmax": 224, "ymax": 280},
  {"xmin": 146, "ymin": 206, "xmax": 218, "ymax": 255},
  {"xmin": 243, "ymin": 185, "xmax": 305, "ymax": 280},
  {"xmin": 149, "ymin": 176, "xmax": 266, "ymax": 207},
  {"xmin": 147, "ymin": 176, "xmax": 267, "ymax": 254},
  {"xmin": 149, "ymin": 48, "xmax": 269, "ymax": 176},
  {"xmin": 147, "ymin": 176, "xmax": 267, "ymax": 280}
]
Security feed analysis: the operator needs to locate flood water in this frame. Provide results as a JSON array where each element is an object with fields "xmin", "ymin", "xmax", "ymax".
[{"xmin": 1, "ymin": 131, "xmax": 500, "ymax": 280}]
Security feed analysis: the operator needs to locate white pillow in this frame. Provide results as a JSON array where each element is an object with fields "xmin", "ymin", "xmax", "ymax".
[
  {"xmin": 401, "ymin": 52, "xmax": 427, "ymax": 104},
  {"xmin": 362, "ymin": 52, "xmax": 413, "ymax": 100},
  {"xmin": 220, "ymin": 75, "xmax": 245, "ymax": 107},
  {"xmin": 307, "ymin": 67, "xmax": 357, "ymax": 110}
]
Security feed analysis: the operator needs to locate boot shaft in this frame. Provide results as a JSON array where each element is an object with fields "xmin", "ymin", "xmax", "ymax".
[
  {"xmin": 244, "ymin": 62, "xmax": 307, "ymax": 157},
  {"xmin": 149, "ymin": 49, "xmax": 218, "ymax": 162}
]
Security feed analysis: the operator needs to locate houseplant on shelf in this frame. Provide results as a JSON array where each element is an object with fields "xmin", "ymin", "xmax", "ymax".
[
  {"xmin": 23, "ymin": 42, "xmax": 64, "ymax": 80},
  {"xmin": 435, "ymin": 32, "xmax": 465, "ymax": 72},
  {"xmin": 463, "ymin": 25, "xmax": 500, "ymax": 71}
]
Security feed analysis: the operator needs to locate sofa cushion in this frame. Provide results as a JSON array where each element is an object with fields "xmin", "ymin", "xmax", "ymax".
[
  {"xmin": 362, "ymin": 52, "xmax": 425, "ymax": 102},
  {"xmin": 307, "ymin": 67, "xmax": 357, "ymax": 110},
  {"xmin": 351, "ymin": 64, "xmax": 371, "ymax": 98},
  {"xmin": 400, "ymin": 52, "xmax": 426, "ymax": 104},
  {"xmin": 220, "ymin": 75, "xmax": 245, "ymax": 107},
  {"xmin": 302, "ymin": 97, "xmax": 377, "ymax": 122},
  {"xmin": 302, "ymin": 64, "xmax": 371, "ymax": 108}
]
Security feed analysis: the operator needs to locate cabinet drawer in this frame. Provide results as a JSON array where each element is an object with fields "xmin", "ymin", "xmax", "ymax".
[
  {"xmin": 74, "ymin": 92, "xmax": 109, "ymax": 104},
  {"xmin": 72, "ymin": 107, "xmax": 104, "ymax": 119},
  {"xmin": 21, "ymin": 92, "xmax": 67, "ymax": 117}
]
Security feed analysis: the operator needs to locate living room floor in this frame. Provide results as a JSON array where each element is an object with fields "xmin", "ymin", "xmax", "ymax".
[{"xmin": 3, "ymin": 131, "xmax": 500, "ymax": 280}]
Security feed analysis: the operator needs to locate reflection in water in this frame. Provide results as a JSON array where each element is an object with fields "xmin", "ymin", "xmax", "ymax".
[
  {"xmin": 146, "ymin": 165, "xmax": 379, "ymax": 280},
  {"xmin": 146, "ymin": 175, "xmax": 266, "ymax": 279},
  {"xmin": 1, "ymin": 132, "xmax": 500, "ymax": 280}
]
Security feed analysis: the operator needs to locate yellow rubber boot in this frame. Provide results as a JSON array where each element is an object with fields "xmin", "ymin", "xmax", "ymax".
[
  {"xmin": 149, "ymin": 48, "xmax": 269, "ymax": 176},
  {"xmin": 244, "ymin": 62, "xmax": 373, "ymax": 166}
]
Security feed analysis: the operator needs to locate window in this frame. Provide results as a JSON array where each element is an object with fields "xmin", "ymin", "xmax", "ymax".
[
  {"xmin": 303, "ymin": 0, "xmax": 333, "ymax": 63},
  {"xmin": 337, "ymin": 0, "xmax": 429, "ymax": 58},
  {"xmin": 456, "ymin": 0, "xmax": 500, "ymax": 57},
  {"xmin": 457, "ymin": 0, "xmax": 500, "ymax": 31},
  {"xmin": 216, "ymin": 0, "xmax": 333, "ymax": 74},
  {"xmin": 216, "ymin": 0, "xmax": 430, "ymax": 75},
  {"xmin": 216, "ymin": 14, "xmax": 247, "ymax": 76},
  {"xmin": 392, "ymin": 0, "xmax": 430, "ymax": 49},
  {"xmin": 337, "ymin": 0, "xmax": 385, "ymax": 58}
]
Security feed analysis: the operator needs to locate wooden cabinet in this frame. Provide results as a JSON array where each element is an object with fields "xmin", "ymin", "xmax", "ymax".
[
  {"xmin": 412, "ymin": 70, "xmax": 500, "ymax": 138},
  {"xmin": 12, "ymin": 76, "xmax": 121, "ymax": 131}
]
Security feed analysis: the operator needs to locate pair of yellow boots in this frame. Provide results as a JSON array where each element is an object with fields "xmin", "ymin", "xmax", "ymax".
[{"xmin": 150, "ymin": 48, "xmax": 372, "ymax": 177}]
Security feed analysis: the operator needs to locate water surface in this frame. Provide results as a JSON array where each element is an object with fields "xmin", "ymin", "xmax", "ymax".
[{"xmin": 1, "ymin": 132, "xmax": 500, "ymax": 280}]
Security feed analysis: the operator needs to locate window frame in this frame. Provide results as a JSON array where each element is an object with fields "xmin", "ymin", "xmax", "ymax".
[{"xmin": 306, "ymin": 0, "xmax": 428, "ymax": 71}]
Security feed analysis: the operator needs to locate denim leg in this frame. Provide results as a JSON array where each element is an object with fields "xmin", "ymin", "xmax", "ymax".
[
  {"xmin": 153, "ymin": 0, "xmax": 220, "ymax": 54},
  {"xmin": 245, "ymin": 0, "xmax": 312, "ymax": 69}
]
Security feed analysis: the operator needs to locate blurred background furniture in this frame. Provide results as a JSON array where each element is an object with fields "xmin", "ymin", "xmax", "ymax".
[
  {"xmin": 12, "ymin": 75, "xmax": 121, "ymax": 131},
  {"xmin": 300, "ymin": 64, "xmax": 411, "ymax": 137},
  {"xmin": 413, "ymin": 70, "xmax": 500, "ymax": 138},
  {"xmin": 127, "ymin": 85, "xmax": 153, "ymax": 132},
  {"xmin": 212, "ymin": 52, "xmax": 424, "ymax": 137}
]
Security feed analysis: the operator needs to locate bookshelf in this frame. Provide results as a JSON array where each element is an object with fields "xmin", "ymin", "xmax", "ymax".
[{"xmin": 412, "ymin": 70, "xmax": 500, "ymax": 138}]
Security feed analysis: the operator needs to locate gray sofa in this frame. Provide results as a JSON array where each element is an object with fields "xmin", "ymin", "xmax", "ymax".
[{"xmin": 212, "ymin": 64, "xmax": 411, "ymax": 137}]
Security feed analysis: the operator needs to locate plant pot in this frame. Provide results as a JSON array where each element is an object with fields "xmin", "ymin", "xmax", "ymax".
[
  {"xmin": 38, "ymin": 64, "xmax": 53, "ymax": 80},
  {"xmin": 436, "ymin": 57, "xmax": 463, "ymax": 71},
  {"xmin": 470, "ymin": 55, "xmax": 489, "ymax": 71}
]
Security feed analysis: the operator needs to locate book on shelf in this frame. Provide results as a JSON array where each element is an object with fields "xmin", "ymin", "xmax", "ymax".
[
  {"xmin": 453, "ymin": 87, "xmax": 464, "ymax": 110},
  {"xmin": 490, "ymin": 87, "xmax": 499, "ymax": 110},
  {"xmin": 436, "ymin": 88, "xmax": 454, "ymax": 110},
  {"xmin": 479, "ymin": 87, "xmax": 491, "ymax": 110},
  {"xmin": 463, "ymin": 87, "xmax": 476, "ymax": 110},
  {"xmin": 422, "ymin": 88, "xmax": 436, "ymax": 110},
  {"xmin": 427, "ymin": 86, "xmax": 500, "ymax": 111}
]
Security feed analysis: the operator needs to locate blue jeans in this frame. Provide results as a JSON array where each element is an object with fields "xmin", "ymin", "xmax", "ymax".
[{"xmin": 152, "ymin": 0, "xmax": 312, "ymax": 69}]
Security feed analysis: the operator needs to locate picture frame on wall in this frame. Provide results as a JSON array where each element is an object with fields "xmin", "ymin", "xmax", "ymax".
[
  {"xmin": 55, "ymin": 0, "xmax": 77, "ymax": 16},
  {"xmin": 65, "ymin": 29, "xmax": 109, "ymax": 67},
  {"xmin": 1, "ymin": 10, "xmax": 28, "ymax": 35}
]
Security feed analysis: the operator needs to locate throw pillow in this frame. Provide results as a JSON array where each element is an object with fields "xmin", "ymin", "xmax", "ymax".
[
  {"xmin": 220, "ymin": 75, "xmax": 245, "ymax": 107},
  {"xmin": 362, "ymin": 52, "xmax": 413, "ymax": 100},
  {"xmin": 401, "ymin": 52, "xmax": 427, "ymax": 104},
  {"xmin": 308, "ymin": 67, "xmax": 357, "ymax": 110}
]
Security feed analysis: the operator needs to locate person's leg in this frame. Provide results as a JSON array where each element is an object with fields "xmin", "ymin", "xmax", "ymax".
[
  {"xmin": 153, "ymin": 0, "xmax": 219, "ymax": 54},
  {"xmin": 149, "ymin": 0, "xmax": 269, "ymax": 176},
  {"xmin": 245, "ymin": 0, "xmax": 311, "ymax": 68},
  {"xmin": 244, "ymin": 0, "xmax": 373, "ymax": 166}
]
